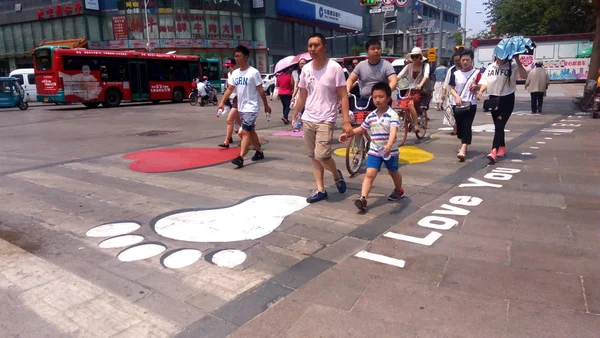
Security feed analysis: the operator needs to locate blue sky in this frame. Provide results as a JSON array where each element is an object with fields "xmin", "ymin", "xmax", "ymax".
[{"xmin": 462, "ymin": 0, "xmax": 489, "ymax": 36}]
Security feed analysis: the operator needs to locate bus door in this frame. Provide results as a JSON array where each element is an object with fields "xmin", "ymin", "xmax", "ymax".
[{"xmin": 127, "ymin": 61, "xmax": 149, "ymax": 100}]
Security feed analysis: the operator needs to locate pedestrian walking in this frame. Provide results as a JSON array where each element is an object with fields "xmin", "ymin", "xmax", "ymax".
[
  {"xmin": 432, "ymin": 60, "xmax": 448, "ymax": 111},
  {"xmin": 339, "ymin": 82, "xmax": 405, "ymax": 212},
  {"xmin": 218, "ymin": 58, "xmax": 240, "ymax": 148},
  {"xmin": 525, "ymin": 61, "xmax": 549, "ymax": 114},
  {"xmin": 448, "ymin": 49, "xmax": 482, "ymax": 162},
  {"xmin": 276, "ymin": 68, "xmax": 295, "ymax": 124},
  {"xmin": 218, "ymin": 46, "xmax": 271, "ymax": 168},
  {"xmin": 442, "ymin": 52, "xmax": 462, "ymax": 135},
  {"xmin": 477, "ymin": 55, "xmax": 527, "ymax": 164},
  {"xmin": 292, "ymin": 33, "xmax": 353, "ymax": 203}
]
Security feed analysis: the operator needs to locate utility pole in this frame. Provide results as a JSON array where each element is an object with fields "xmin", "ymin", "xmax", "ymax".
[
  {"xmin": 438, "ymin": 8, "xmax": 443, "ymax": 64},
  {"xmin": 462, "ymin": 0, "xmax": 467, "ymax": 46},
  {"xmin": 143, "ymin": 0, "xmax": 152, "ymax": 52}
]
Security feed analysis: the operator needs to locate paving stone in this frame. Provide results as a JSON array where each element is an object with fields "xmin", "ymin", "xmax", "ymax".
[
  {"xmin": 259, "ymin": 231, "xmax": 301, "ymax": 248},
  {"xmin": 416, "ymin": 329, "xmax": 467, "ymax": 338},
  {"xmin": 270, "ymin": 256, "xmax": 335, "ymax": 290},
  {"xmin": 212, "ymin": 281, "xmax": 292, "ymax": 327},
  {"xmin": 440, "ymin": 258, "xmax": 585, "ymax": 311},
  {"xmin": 284, "ymin": 223, "xmax": 343, "ymax": 244},
  {"xmin": 336, "ymin": 236, "xmax": 447, "ymax": 286},
  {"xmin": 242, "ymin": 243, "xmax": 303, "ymax": 276},
  {"xmin": 314, "ymin": 236, "xmax": 369, "ymax": 263},
  {"xmin": 510, "ymin": 240, "xmax": 599, "ymax": 277},
  {"xmin": 185, "ymin": 291, "xmax": 227, "ymax": 314},
  {"xmin": 507, "ymin": 300, "xmax": 600, "ymax": 338},
  {"xmin": 174, "ymin": 315, "xmax": 237, "ymax": 338},
  {"xmin": 133, "ymin": 291, "xmax": 205, "ymax": 329},
  {"xmin": 286, "ymin": 266, "xmax": 372, "ymax": 310},
  {"xmin": 287, "ymin": 239, "xmax": 325, "ymax": 255},
  {"xmin": 582, "ymin": 276, "xmax": 600, "ymax": 314},
  {"xmin": 228, "ymin": 298, "xmax": 311, "ymax": 338},
  {"xmin": 456, "ymin": 187, "xmax": 566, "ymax": 208},
  {"xmin": 284, "ymin": 304, "xmax": 417, "ymax": 338},
  {"xmin": 352, "ymin": 278, "xmax": 509, "ymax": 338}
]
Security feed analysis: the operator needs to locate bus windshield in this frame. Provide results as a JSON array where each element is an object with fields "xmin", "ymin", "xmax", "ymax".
[{"xmin": 34, "ymin": 48, "xmax": 52, "ymax": 71}]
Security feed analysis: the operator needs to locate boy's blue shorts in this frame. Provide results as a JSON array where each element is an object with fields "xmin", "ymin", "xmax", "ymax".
[{"xmin": 366, "ymin": 154, "xmax": 399, "ymax": 172}]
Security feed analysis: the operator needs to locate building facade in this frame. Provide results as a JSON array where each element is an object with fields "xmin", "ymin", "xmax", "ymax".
[
  {"xmin": 0, "ymin": 0, "xmax": 366, "ymax": 76},
  {"xmin": 367, "ymin": 0, "xmax": 461, "ymax": 62}
]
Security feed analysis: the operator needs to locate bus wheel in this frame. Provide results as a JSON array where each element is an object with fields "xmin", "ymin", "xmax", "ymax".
[
  {"xmin": 103, "ymin": 89, "xmax": 122, "ymax": 107},
  {"xmin": 152, "ymin": 100, "xmax": 160, "ymax": 104},
  {"xmin": 172, "ymin": 88, "xmax": 184, "ymax": 103},
  {"xmin": 82, "ymin": 102, "xmax": 100, "ymax": 109}
]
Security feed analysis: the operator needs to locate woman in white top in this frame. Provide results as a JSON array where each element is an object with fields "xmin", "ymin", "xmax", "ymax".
[
  {"xmin": 448, "ymin": 49, "xmax": 482, "ymax": 162},
  {"xmin": 442, "ymin": 52, "xmax": 462, "ymax": 134},
  {"xmin": 397, "ymin": 47, "xmax": 430, "ymax": 133},
  {"xmin": 477, "ymin": 55, "xmax": 527, "ymax": 163}
]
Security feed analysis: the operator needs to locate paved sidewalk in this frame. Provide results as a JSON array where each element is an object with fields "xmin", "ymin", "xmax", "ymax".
[{"xmin": 225, "ymin": 114, "xmax": 600, "ymax": 336}]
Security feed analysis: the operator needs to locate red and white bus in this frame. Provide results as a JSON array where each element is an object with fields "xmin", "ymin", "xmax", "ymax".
[{"xmin": 34, "ymin": 46, "xmax": 200, "ymax": 108}]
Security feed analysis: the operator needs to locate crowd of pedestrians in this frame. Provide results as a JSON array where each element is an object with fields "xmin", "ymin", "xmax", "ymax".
[{"xmin": 215, "ymin": 37, "xmax": 536, "ymax": 210}]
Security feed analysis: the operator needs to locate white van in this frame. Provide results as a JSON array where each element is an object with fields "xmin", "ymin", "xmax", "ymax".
[{"xmin": 9, "ymin": 68, "xmax": 37, "ymax": 102}]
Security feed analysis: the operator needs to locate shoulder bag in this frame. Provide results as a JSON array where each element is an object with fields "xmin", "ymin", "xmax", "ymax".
[{"xmin": 453, "ymin": 70, "xmax": 478, "ymax": 116}]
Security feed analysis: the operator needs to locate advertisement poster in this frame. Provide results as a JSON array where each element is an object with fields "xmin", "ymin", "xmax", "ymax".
[
  {"xmin": 112, "ymin": 16, "xmax": 128, "ymax": 40},
  {"xmin": 519, "ymin": 55, "xmax": 590, "ymax": 81},
  {"xmin": 206, "ymin": 15, "xmax": 220, "ymax": 40},
  {"xmin": 254, "ymin": 50, "xmax": 267, "ymax": 74},
  {"xmin": 232, "ymin": 16, "xmax": 243, "ymax": 40},
  {"xmin": 190, "ymin": 13, "xmax": 206, "ymax": 39},
  {"xmin": 220, "ymin": 16, "xmax": 233, "ymax": 40},
  {"xmin": 159, "ymin": 14, "xmax": 176, "ymax": 39}
]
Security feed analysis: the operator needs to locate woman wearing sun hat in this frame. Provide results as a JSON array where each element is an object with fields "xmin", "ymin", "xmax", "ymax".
[{"xmin": 396, "ymin": 47, "xmax": 431, "ymax": 133}]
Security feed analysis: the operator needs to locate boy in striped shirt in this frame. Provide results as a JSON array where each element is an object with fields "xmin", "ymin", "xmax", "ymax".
[{"xmin": 340, "ymin": 82, "xmax": 405, "ymax": 211}]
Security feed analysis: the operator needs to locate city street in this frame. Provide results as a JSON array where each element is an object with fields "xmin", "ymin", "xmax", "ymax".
[{"xmin": 0, "ymin": 83, "xmax": 598, "ymax": 337}]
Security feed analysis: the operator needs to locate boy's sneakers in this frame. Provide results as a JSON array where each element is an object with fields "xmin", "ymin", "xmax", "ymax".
[
  {"xmin": 251, "ymin": 150, "xmax": 264, "ymax": 161},
  {"xmin": 231, "ymin": 156, "xmax": 244, "ymax": 168},
  {"xmin": 497, "ymin": 147, "xmax": 506, "ymax": 158},
  {"xmin": 307, "ymin": 190, "xmax": 328, "ymax": 203},
  {"xmin": 335, "ymin": 169, "xmax": 347, "ymax": 194},
  {"xmin": 487, "ymin": 150, "xmax": 497, "ymax": 164},
  {"xmin": 387, "ymin": 188, "xmax": 405, "ymax": 201},
  {"xmin": 354, "ymin": 196, "xmax": 367, "ymax": 211}
]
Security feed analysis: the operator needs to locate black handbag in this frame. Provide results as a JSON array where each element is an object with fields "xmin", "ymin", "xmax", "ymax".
[{"xmin": 483, "ymin": 97, "xmax": 499, "ymax": 111}]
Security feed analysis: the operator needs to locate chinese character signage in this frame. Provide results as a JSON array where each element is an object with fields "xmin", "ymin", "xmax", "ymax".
[
  {"xmin": 112, "ymin": 16, "xmax": 128, "ymax": 40},
  {"xmin": 190, "ymin": 14, "xmax": 205, "ymax": 39},
  {"xmin": 232, "ymin": 16, "xmax": 243, "ymax": 40},
  {"xmin": 220, "ymin": 16, "xmax": 233, "ymax": 40},
  {"xmin": 206, "ymin": 15, "xmax": 220, "ymax": 40},
  {"xmin": 255, "ymin": 50, "xmax": 267, "ymax": 73},
  {"xmin": 37, "ymin": 2, "xmax": 83, "ymax": 19}
]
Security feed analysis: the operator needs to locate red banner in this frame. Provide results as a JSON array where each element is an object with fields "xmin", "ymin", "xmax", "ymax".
[{"xmin": 112, "ymin": 16, "xmax": 128, "ymax": 40}]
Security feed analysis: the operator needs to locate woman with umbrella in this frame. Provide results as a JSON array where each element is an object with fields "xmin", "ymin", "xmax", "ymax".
[
  {"xmin": 477, "ymin": 36, "xmax": 530, "ymax": 164},
  {"xmin": 273, "ymin": 56, "xmax": 297, "ymax": 124}
]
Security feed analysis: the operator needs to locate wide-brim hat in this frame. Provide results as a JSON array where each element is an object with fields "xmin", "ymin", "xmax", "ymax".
[{"xmin": 406, "ymin": 47, "xmax": 425, "ymax": 61}]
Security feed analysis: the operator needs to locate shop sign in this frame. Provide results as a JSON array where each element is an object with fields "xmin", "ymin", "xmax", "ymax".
[
  {"xmin": 85, "ymin": 0, "xmax": 99, "ymax": 10},
  {"xmin": 206, "ymin": 15, "xmax": 220, "ymax": 39},
  {"xmin": 221, "ymin": 19, "xmax": 233, "ymax": 40},
  {"xmin": 190, "ymin": 14, "xmax": 206, "ymax": 39},
  {"xmin": 105, "ymin": 40, "xmax": 128, "ymax": 49},
  {"xmin": 37, "ymin": 2, "xmax": 82, "ymax": 19},
  {"xmin": 112, "ymin": 16, "xmax": 128, "ymax": 40},
  {"xmin": 208, "ymin": 40, "xmax": 232, "ymax": 48},
  {"xmin": 254, "ymin": 41, "xmax": 267, "ymax": 49},
  {"xmin": 232, "ymin": 16, "xmax": 243, "ymax": 40}
]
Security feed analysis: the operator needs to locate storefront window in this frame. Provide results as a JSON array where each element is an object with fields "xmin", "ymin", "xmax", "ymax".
[
  {"xmin": 87, "ymin": 16, "xmax": 102, "ymax": 41},
  {"xmin": 159, "ymin": 13, "xmax": 176, "ymax": 39},
  {"xmin": 52, "ymin": 19, "xmax": 64, "ymax": 40},
  {"xmin": 31, "ymin": 21, "xmax": 43, "ymax": 47},
  {"xmin": 175, "ymin": 9, "xmax": 192, "ymax": 38},
  {"xmin": 64, "ymin": 17, "xmax": 77, "ymax": 39}
]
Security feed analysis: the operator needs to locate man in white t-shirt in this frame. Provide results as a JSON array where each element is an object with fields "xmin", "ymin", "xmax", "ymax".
[
  {"xmin": 292, "ymin": 33, "xmax": 353, "ymax": 203},
  {"xmin": 218, "ymin": 46, "xmax": 271, "ymax": 168}
]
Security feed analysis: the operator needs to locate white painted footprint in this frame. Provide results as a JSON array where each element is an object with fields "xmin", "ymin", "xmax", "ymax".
[{"xmin": 86, "ymin": 195, "xmax": 309, "ymax": 269}]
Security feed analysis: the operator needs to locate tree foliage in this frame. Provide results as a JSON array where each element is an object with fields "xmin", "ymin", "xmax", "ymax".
[
  {"xmin": 484, "ymin": 0, "xmax": 596, "ymax": 36},
  {"xmin": 452, "ymin": 32, "xmax": 463, "ymax": 45},
  {"xmin": 350, "ymin": 45, "xmax": 363, "ymax": 56}
]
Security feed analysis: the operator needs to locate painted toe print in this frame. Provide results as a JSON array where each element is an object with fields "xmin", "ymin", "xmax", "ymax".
[
  {"xmin": 86, "ymin": 195, "xmax": 309, "ymax": 269},
  {"xmin": 123, "ymin": 147, "xmax": 241, "ymax": 173}
]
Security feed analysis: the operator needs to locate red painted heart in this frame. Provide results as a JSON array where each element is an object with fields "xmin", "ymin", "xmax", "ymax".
[{"xmin": 123, "ymin": 148, "xmax": 240, "ymax": 173}]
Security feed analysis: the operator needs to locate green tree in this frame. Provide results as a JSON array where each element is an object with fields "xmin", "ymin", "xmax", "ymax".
[
  {"xmin": 452, "ymin": 32, "xmax": 463, "ymax": 46},
  {"xmin": 484, "ymin": 0, "xmax": 595, "ymax": 36},
  {"xmin": 350, "ymin": 45, "xmax": 363, "ymax": 56}
]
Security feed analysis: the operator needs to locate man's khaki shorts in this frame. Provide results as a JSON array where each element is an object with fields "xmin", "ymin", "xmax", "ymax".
[{"xmin": 303, "ymin": 121, "xmax": 335, "ymax": 161}]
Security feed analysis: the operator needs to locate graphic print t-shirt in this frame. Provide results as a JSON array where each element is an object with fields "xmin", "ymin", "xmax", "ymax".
[
  {"xmin": 361, "ymin": 107, "xmax": 401, "ymax": 157},
  {"xmin": 448, "ymin": 68, "xmax": 482, "ymax": 106},
  {"xmin": 226, "ymin": 71, "xmax": 236, "ymax": 99},
  {"xmin": 228, "ymin": 66, "xmax": 262, "ymax": 113},
  {"xmin": 298, "ymin": 59, "xmax": 346, "ymax": 123},
  {"xmin": 478, "ymin": 61, "xmax": 518, "ymax": 96}
]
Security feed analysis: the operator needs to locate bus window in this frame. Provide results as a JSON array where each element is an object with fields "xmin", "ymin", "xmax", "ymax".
[{"xmin": 34, "ymin": 48, "xmax": 52, "ymax": 71}]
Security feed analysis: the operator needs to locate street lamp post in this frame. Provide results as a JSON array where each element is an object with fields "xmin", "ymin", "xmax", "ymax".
[
  {"xmin": 381, "ymin": 20, "xmax": 396, "ymax": 52},
  {"xmin": 462, "ymin": 0, "xmax": 467, "ymax": 46},
  {"xmin": 143, "ymin": 0, "xmax": 152, "ymax": 52}
]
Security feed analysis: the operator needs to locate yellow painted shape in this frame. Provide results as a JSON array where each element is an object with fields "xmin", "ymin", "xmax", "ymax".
[{"xmin": 333, "ymin": 145, "xmax": 435, "ymax": 165}]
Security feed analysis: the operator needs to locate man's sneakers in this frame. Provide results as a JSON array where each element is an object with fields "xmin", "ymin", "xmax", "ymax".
[
  {"xmin": 354, "ymin": 196, "xmax": 367, "ymax": 211},
  {"xmin": 251, "ymin": 150, "xmax": 264, "ymax": 161},
  {"xmin": 307, "ymin": 190, "xmax": 328, "ymax": 203},
  {"xmin": 335, "ymin": 169, "xmax": 347, "ymax": 194},
  {"xmin": 231, "ymin": 156, "xmax": 244, "ymax": 168},
  {"xmin": 387, "ymin": 188, "xmax": 405, "ymax": 201}
]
